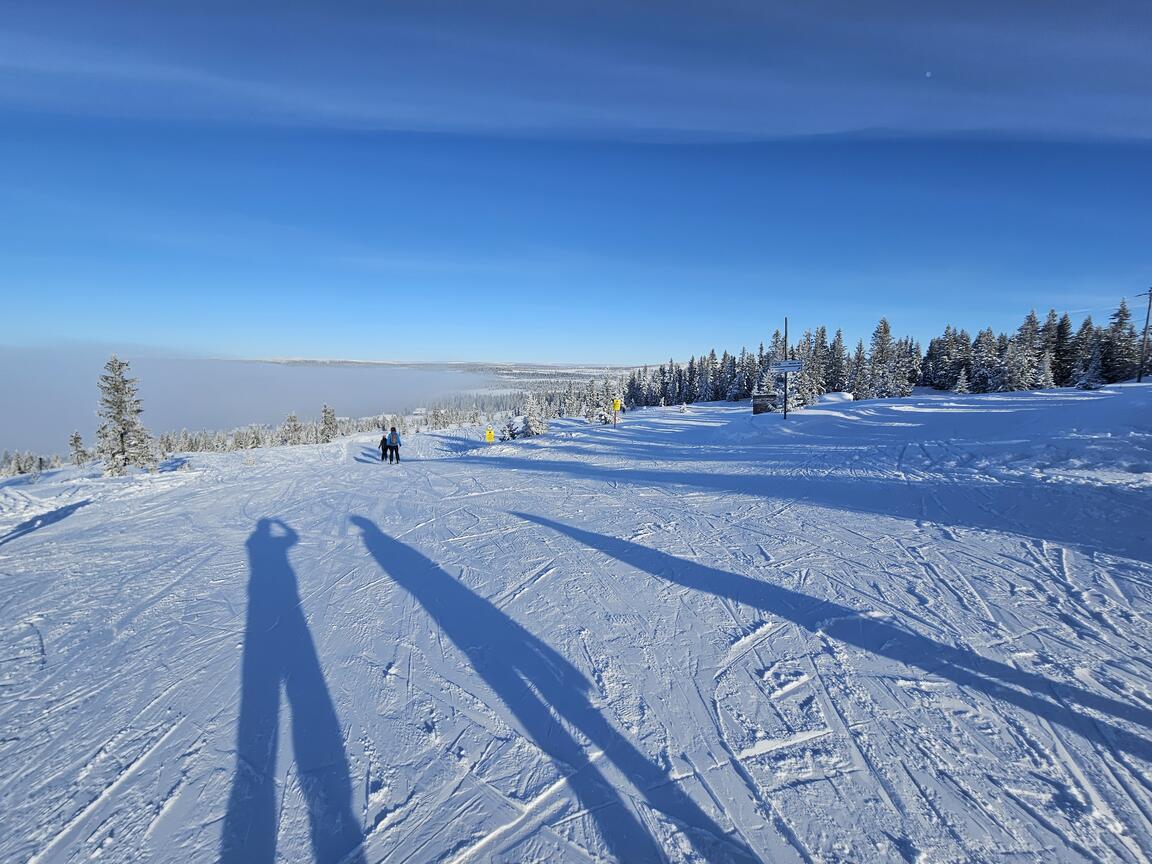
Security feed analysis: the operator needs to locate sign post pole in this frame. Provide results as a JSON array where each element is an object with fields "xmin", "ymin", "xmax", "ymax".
[
  {"xmin": 1138, "ymin": 288, "xmax": 1151, "ymax": 384},
  {"xmin": 784, "ymin": 316, "xmax": 789, "ymax": 420},
  {"xmin": 766, "ymin": 319, "xmax": 802, "ymax": 419}
]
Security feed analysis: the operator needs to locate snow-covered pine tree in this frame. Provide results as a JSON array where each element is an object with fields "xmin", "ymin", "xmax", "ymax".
[
  {"xmin": 281, "ymin": 412, "xmax": 303, "ymax": 446},
  {"xmin": 1075, "ymin": 341, "xmax": 1104, "ymax": 390},
  {"xmin": 96, "ymin": 355, "xmax": 154, "ymax": 476},
  {"xmin": 849, "ymin": 339, "xmax": 872, "ymax": 400},
  {"xmin": 738, "ymin": 348, "xmax": 759, "ymax": 400},
  {"xmin": 922, "ymin": 332, "xmax": 939, "ymax": 388},
  {"xmin": 1070, "ymin": 316, "xmax": 1099, "ymax": 386},
  {"xmin": 867, "ymin": 318, "xmax": 898, "ymax": 397},
  {"xmin": 894, "ymin": 336, "xmax": 920, "ymax": 396},
  {"xmin": 827, "ymin": 329, "xmax": 849, "ymax": 392},
  {"xmin": 792, "ymin": 331, "xmax": 823, "ymax": 407},
  {"xmin": 584, "ymin": 379, "xmax": 600, "ymax": 422},
  {"xmin": 1041, "ymin": 309, "xmax": 1060, "ymax": 361},
  {"xmin": 953, "ymin": 367, "xmax": 970, "ymax": 393},
  {"xmin": 700, "ymin": 350, "xmax": 718, "ymax": 401},
  {"xmin": 69, "ymin": 431, "xmax": 89, "ymax": 466},
  {"xmin": 947, "ymin": 328, "xmax": 972, "ymax": 390},
  {"xmin": 969, "ymin": 328, "xmax": 1002, "ymax": 393},
  {"xmin": 1035, "ymin": 351, "xmax": 1056, "ymax": 389},
  {"xmin": 501, "ymin": 416, "xmax": 518, "ymax": 441},
  {"xmin": 724, "ymin": 353, "xmax": 746, "ymax": 401},
  {"xmin": 1052, "ymin": 313, "xmax": 1076, "ymax": 386},
  {"xmin": 320, "ymin": 405, "xmax": 338, "ymax": 443},
  {"xmin": 1100, "ymin": 299, "xmax": 1139, "ymax": 383},
  {"xmin": 769, "ymin": 329, "xmax": 786, "ymax": 362},
  {"xmin": 685, "ymin": 357, "xmax": 699, "ymax": 403},
  {"xmin": 521, "ymin": 393, "xmax": 548, "ymax": 436},
  {"xmin": 999, "ymin": 339, "xmax": 1035, "ymax": 391},
  {"xmin": 1016, "ymin": 310, "xmax": 1042, "ymax": 366}
]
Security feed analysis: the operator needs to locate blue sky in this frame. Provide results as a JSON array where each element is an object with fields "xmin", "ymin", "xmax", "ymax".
[{"xmin": 2, "ymin": 1, "xmax": 1150, "ymax": 364}]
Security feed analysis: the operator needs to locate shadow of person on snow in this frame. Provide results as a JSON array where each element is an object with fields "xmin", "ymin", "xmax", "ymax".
[
  {"xmin": 354, "ymin": 445, "xmax": 384, "ymax": 465},
  {"xmin": 0, "ymin": 500, "xmax": 89, "ymax": 548},
  {"xmin": 220, "ymin": 518, "xmax": 365, "ymax": 864},
  {"xmin": 350, "ymin": 515, "xmax": 758, "ymax": 864},
  {"xmin": 517, "ymin": 513, "xmax": 1152, "ymax": 764},
  {"xmin": 442, "ymin": 454, "xmax": 1152, "ymax": 564}
]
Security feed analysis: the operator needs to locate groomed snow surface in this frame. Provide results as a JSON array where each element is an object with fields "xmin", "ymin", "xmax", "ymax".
[{"xmin": 2, "ymin": 386, "xmax": 1151, "ymax": 864}]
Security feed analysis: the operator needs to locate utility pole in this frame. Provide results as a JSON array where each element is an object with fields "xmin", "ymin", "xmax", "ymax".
[{"xmin": 1139, "ymin": 288, "xmax": 1152, "ymax": 384}]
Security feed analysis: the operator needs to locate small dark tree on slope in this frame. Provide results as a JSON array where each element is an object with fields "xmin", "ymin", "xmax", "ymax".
[{"xmin": 96, "ymin": 355, "xmax": 153, "ymax": 476}]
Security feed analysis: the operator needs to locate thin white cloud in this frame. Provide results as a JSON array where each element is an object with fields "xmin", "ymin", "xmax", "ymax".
[{"xmin": 1, "ymin": 5, "xmax": 1150, "ymax": 140}]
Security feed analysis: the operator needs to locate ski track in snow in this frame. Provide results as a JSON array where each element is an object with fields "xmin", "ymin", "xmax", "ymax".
[{"xmin": 1, "ymin": 386, "xmax": 1151, "ymax": 863}]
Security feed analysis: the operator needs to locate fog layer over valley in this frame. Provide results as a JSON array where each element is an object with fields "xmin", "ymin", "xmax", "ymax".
[{"xmin": 0, "ymin": 347, "xmax": 504, "ymax": 454}]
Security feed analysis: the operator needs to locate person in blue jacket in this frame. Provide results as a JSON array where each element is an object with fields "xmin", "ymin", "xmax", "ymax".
[{"xmin": 385, "ymin": 426, "xmax": 402, "ymax": 463}]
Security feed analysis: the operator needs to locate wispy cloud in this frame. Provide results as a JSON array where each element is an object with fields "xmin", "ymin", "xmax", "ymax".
[{"xmin": 2, "ymin": 2, "xmax": 1151, "ymax": 140}]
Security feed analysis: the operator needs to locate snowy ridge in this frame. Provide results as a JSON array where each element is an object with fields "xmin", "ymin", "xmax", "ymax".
[{"xmin": 1, "ymin": 385, "xmax": 1150, "ymax": 863}]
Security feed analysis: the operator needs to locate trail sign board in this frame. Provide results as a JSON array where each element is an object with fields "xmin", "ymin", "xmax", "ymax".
[
  {"xmin": 769, "ymin": 360, "xmax": 803, "ymax": 373},
  {"xmin": 612, "ymin": 398, "xmax": 621, "ymax": 412}
]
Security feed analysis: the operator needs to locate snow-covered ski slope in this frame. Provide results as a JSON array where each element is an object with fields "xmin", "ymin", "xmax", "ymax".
[{"xmin": 2, "ymin": 386, "xmax": 1151, "ymax": 864}]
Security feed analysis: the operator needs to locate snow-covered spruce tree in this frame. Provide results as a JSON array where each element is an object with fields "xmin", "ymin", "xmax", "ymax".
[
  {"xmin": 969, "ymin": 328, "xmax": 1002, "ymax": 393},
  {"xmin": 895, "ymin": 336, "xmax": 921, "ymax": 396},
  {"xmin": 1100, "ymin": 299, "xmax": 1140, "ymax": 383},
  {"xmin": 827, "ymin": 329, "xmax": 849, "ymax": 392},
  {"xmin": 280, "ymin": 412, "xmax": 303, "ymax": 446},
  {"xmin": 500, "ymin": 416, "xmax": 518, "ymax": 441},
  {"xmin": 1016, "ymin": 310, "xmax": 1041, "ymax": 362},
  {"xmin": 867, "ymin": 318, "xmax": 899, "ymax": 397},
  {"xmin": 849, "ymin": 339, "xmax": 872, "ymax": 400},
  {"xmin": 1070, "ymin": 316, "xmax": 1099, "ymax": 384},
  {"xmin": 685, "ymin": 357, "xmax": 700, "ymax": 403},
  {"xmin": 738, "ymin": 348, "xmax": 759, "ymax": 400},
  {"xmin": 69, "ymin": 431, "xmax": 89, "ymax": 466},
  {"xmin": 953, "ymin": 367, "xmax": 971, "ymax": 394},
  {"xmin": 1035, "ymin": 351, "xmax": 1056, "ymax": 389},
  {"xmin": 699, "ymin": 351, "xmax": 718, "ymax": 401},
  {"xmin": 320, "ymin": 404, "xmax": 338, "ymax": 443},
  {"xmin": 999, "ymin": 339, "xmax": 1035, "ymax": 391},
  {"xmin": 520, "ymin": 393, "xmax": 548, "ymax": 437},
  {"xmin": 1076, "ymin": 341, "xmax": 1104, "ymax": 390},
  {"xmin": 791, "ymin": 331, "xmax": 823, "ymax": 407},
  {"xmin": 946, "ymin": 327, "xmax": 972, "ymax": 390},
  {"xmin": 1052, "ymin": 313, "xmax": 1076, "ymax": 386},
  {"xmin": 96, "ymin": 355, "xmax": 153, "ymax": 476}
]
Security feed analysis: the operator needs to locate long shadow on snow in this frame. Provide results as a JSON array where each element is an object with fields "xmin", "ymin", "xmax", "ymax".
[
  {"xmin": 518, "ymin": 513, "xmax": 1152, "ymax": 763},
  {"xmin": 350, "ymin": 516, "xmax": 758, "ymax": 863},
  {"xmin": 425, "ymin": 432, "xmax": 489, "ymax": 454},
  {"xmin": 450, "ymin": 454, "xmax": 1152, "ymax": 563},
  {"xmin": 0, "ymin": 500, "xmax": 89, "ymax": 548},
  {"xmin": 220, "ymin": 519, "xmax": 366, "ymax": 864},
  {"xmin": 354, "ymin": 445, "xmax": 384, "ymax": 464}
]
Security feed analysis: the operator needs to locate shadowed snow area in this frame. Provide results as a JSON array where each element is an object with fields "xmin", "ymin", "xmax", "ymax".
[{"xmin": 1, "ymin": 385, "xmax": 1150, "ymax": 863}]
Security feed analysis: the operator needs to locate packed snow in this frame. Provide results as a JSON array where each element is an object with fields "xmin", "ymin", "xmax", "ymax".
[{"xmin": 1, "ymin": 386, "xmax": 1150, "ymax": 863}]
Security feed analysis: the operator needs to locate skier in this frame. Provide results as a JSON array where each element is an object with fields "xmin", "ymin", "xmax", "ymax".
[
  {"xmin": 386, "ymin": 426, "xmax": 402, "ymax": 464},
  {"xmin": 378, "ymin": 432, "xmax": 388, "ymax": 462}
]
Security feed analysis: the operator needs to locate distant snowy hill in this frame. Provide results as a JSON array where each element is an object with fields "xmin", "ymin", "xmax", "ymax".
[{"xmin": 2, "ymin": 386, "xmax": 1150, "ymax": 863}]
